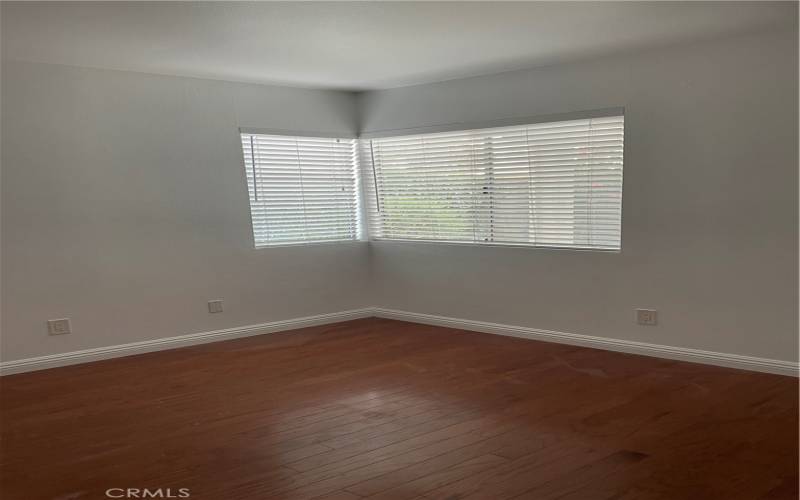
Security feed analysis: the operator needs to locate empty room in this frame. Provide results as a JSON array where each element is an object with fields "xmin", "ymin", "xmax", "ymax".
[{"xmin": 1, "ymin": 1, "xmax": 798, "ymax": 499}]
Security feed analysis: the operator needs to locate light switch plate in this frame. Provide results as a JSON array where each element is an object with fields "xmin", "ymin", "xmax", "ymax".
[
  {"xmin": 636, "ymin": 309, "xmax": 657, "ymax": 326},
  {"xmin": 47, "ymin": 318, "xmax": 72, "ymax": 335},
  {"xmin": 208, "ymin": 300, "xmax": 224, "ymax": 314}
]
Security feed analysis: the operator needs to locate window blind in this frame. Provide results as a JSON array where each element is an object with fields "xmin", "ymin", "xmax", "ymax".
[
  {"xmin": 362, "ymin": 115, "xmax": 624, "ymax": 250},
  {"xmin": 241, "ymin": 133, "xmax": 361, "ymax": 246}
]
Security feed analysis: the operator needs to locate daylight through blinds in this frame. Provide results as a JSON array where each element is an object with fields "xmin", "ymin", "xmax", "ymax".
[
  {"xmin": 362, "ymin": 116, "xmax": 624, "ymax": 250},
  {"xmin": 241, "ymin": 133, "xmax": 360, "ymax": 246}
]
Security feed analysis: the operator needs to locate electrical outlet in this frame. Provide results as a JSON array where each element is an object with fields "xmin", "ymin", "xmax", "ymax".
[
  {"xmin": 208, "ymin": 300, "xmax": 224, "ymax": 314},
  {"xmin": 47, "ymin": 318, "xmax": 71, "ymax": 335},
  {"xmin": 636, "ymin": 309, "xmax": 657, "ymax": 326}
]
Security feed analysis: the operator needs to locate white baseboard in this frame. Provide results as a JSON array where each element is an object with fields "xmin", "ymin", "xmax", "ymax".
[
  {"xmin": 3, "ymin": 306, "xmax": 797, "ymax": 377},
  {"xmin": 0, "ymin": 308, "xmax": 373, "ymax": 376},
  {"xmin": 372, "ymin": 308, "xmax": 799, "ymax": 377}
]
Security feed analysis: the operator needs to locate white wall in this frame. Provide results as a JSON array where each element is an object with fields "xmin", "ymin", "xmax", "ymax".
[
  {"xmin": 3, "ymin": 29, "xmax": 797, "ymax": 366},
  {"xmin": 1, "ymin": 61, "xmax": 368, "ymax": 361},
  {"xmin": 359, "ymin": 30, "xmax": 798, "ymax": 362}
]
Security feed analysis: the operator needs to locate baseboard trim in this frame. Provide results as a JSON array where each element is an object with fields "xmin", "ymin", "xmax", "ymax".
[
  {"xmin": 3, "ymin": 307, "xmax": 797, "ymax": 377},
  {"xmin": 372, "ymin": 308, "xmax": 799, "ymax": 377},
  {"xmin": 0, "ymin": 308, "xmax": 374, "ymax": 376}
]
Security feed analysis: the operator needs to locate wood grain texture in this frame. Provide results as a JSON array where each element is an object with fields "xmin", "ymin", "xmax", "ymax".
[{"xmin": 1, "ymin": 318, "xmax": 797, "ymax": 500}]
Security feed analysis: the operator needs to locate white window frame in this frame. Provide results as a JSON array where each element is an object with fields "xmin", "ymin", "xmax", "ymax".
[
  {"xmin": 239, "ymin": 129, "xmax": 363, "ymax": 248},
  {"xmin": 359, "ymin": 109, "xmax": 625, "ymax": 252}
]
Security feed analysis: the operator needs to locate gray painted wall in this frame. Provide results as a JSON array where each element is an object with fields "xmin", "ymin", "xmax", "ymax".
[
  {"xmin": 359, "ymin": 30, "xmax": 798, "ymax": 362},
  {"xmin": 1, "ymin": 61, "xmax": 368, "ymax": 361}
]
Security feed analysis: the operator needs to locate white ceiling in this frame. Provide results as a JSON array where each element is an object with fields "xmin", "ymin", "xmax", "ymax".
[{"xmin": 2, "ymin": 1, "xmax": 796, "ymax": 91}]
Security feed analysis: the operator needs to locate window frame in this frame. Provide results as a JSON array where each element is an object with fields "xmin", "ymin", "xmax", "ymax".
[
  {"xmin": 239, "ymin": 128, "xmax": 365, "ymax": 248},
  {"xmin": 360, "ymin": 108, "xmax": 625, "ymax": 252}
]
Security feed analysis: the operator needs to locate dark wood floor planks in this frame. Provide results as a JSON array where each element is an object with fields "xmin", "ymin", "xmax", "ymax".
[{"xmin": 1, "ymin": 318, "xmax": 797, "ymax": 500}]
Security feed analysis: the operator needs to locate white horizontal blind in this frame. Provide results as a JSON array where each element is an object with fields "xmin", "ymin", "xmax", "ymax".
[
  {"xmin": 363, "ymin": 115, "xmax": 624, "ymax": 250},
  {"xmin": 241, "ymin": 133, "xmax": 361, "ymax": 246}
]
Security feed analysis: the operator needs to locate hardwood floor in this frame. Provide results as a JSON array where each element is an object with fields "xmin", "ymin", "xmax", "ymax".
[{"xmin": 1, "ymin": 318, "xmax": 797, "ymax": 500}]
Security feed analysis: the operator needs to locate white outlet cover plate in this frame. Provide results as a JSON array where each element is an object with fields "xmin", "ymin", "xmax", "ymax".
[
  {"xmin": 47, "ymin": 318, "xmax": 71, "ymax": 335},
  {"xmin": 636, "ymin": 309, "xmax": 657, "ymax": 326}
]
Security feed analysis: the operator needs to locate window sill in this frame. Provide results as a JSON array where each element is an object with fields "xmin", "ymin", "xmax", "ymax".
[
  {"xmin": 253, "ymin": 239, "xmax": 368, "ymax": 250},
  {"xmin": 369, "ymin": 238, "xmax": 621, "ymax": 253}
]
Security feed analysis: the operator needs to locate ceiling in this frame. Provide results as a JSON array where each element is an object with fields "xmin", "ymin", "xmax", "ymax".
[{"xmin": 2, "ymin": 1, "xmax": 796, "ymax": 91}]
